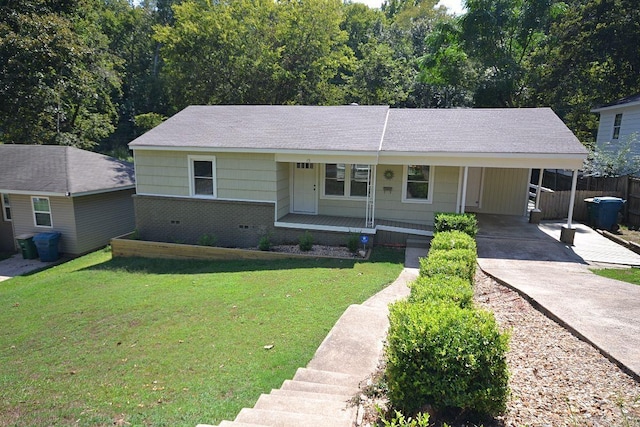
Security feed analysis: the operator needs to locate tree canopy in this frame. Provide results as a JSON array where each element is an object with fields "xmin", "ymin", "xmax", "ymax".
[{"xmin": 1, "ymin": 0, "xmax": 638, "ymax": 154}]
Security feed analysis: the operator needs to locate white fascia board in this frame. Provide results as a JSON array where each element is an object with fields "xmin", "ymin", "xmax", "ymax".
[
  {"xmin": 1, "ymin": 185, "xmax": 136, "ymax": 198},
  {"xmin": 378, "ymin": 152, "xmax": 587, "ymax": 169},
  {"xmin": 275, "ymin": 152, "xmax": 379, "ymax": 164},
  {"xmin": 591, "ymin": 100, "xmax": 640, "ymax": 113}
]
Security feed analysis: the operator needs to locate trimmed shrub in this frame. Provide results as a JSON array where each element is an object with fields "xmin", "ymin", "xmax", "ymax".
[
  {"xmin": 346, "ymin": 233, "xmax": 360, "ymax": 253},
  {"xmin": 258, "ymin": 234, "xmax": 272, "ymax": 251},
  {"xmin": 386, "ymin": 301, "xmax": 510, "ymax": 416},
  {"xmin": 419, "ymin": 248, "xmax": 476, "ymax": 282},
  {"xmin": 409, "ymin": 274, "xmax": 474, "ymax": 308},
  {"xmin": 430, "ymin": 230, "xmax": 477, "ymax": 252},
  {"xmin": 298, "ymin": 231, "xmax": 314, "ymax": 251},
  {"xmin": 434, "ymin": 213, "xmax": 478, "ymax": 237}
]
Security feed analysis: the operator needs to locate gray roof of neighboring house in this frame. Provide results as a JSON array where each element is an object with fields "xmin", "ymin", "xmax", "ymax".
[
  {"xmin": 592, "ymin": 93, "xmax": 640, "ymax": 112},
  {"xmin": 381, "ymin": 108, "xmax": 588, "ymax": 155},
  {"xmin": 129, "ymin": 105, "xmax": 587, "ymax": 157},
  {"xmin": 0, "ymin": 145, "xmax": 135, "ymax": 196},
  {"xmin": 130, "ymin": 105, "xmax": 390, "ymax": 152}
]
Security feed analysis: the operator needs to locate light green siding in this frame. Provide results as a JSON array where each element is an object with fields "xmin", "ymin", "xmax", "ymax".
[
  {"xmin": 73, "ymin": 190, "xmax": 135, "ymax": 254},
  {"xmin": 476, "ymin": 168, "xmax": 528, "ymax": 215},
  {"xmin": 318, "ymin": 198, "xmax": 368, "ymax": 217},
  {"xmin": 217, "ymin": 153, "xmax": 277, "ymax": 201},
  {"xmin": 10, "ymin": 194, "xmax": 79, "ymax": 254},
  {"xmin": 276, "ymin": 162, "xmax": 290, "ymax": 218},
  {"xmin": 134, "ymin": 150, "xmax": 278, "ymax": 201},
  {"xmin": 375, "ymin": 165, "xmax": 459, "ymax": 225}
]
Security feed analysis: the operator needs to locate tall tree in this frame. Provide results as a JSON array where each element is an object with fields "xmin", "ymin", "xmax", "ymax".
[
  {"xmin": 528, "ymin": 0, "xmax": 640, "ymax": 144},
  {"xmin": 0, "ymin": 0, "xmax": 121, "ymax": 147}
]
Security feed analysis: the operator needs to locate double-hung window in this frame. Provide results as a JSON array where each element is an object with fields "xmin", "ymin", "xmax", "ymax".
[
  {"xmin": 403, "ymin": 165, "xmax": 432, "ymax": 203},
  {"xmin": 1, "ymin": 194, "xmax": 11, "ymax": 221},
  {"xmin": 189, "ymin": 156, "xmax": 216, "ymax": 198},
  {"xmin": 613, "ymin": 113, "xmax": 623, "ymax": 140},
  {"xmin": 323, "ymin": 164, "xmax": 370, "ymax": 198},
  {"xmin": 32, "ymin": 196, "xmax": 52, "ymax": 227}
]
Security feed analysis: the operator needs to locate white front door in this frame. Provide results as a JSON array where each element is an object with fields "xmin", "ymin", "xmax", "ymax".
[
  {"xmin": 293, "ymin": 163, "xmax": 317, "ymax": 213},
  {"xmin": 465, "ymin": 167, "xmax": 484, "ymax": 211}
]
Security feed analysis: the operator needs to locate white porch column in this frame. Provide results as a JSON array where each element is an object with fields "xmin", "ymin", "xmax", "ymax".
[
  {"xmin": 460, "ymin": 166, "xmax": 469, "ymax": 214},
  {"xmin": 535, "ymin": 168, "xmax": 544, "ymax": 210},
  {"xmin": 566, "ymin": 169, "xmax": 578, "ymax": 228}
]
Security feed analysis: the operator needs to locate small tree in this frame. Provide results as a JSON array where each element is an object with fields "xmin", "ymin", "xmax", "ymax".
[{"xmin": 583, "ymin": 133, "xmax": 640, "ymax": 177}]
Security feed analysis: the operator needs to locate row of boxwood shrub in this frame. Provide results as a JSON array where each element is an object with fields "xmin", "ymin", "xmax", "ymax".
[{"xmin": 385, "ymin": 213, "xmax": 510, "ymax": 420}]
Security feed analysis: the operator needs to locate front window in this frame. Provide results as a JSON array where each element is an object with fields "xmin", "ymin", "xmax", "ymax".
[
  {"xmin": 1, "ymin": 194, "xmax": 10, "ymax": 221},
  {"xmin": 403, "ymin": 165, "xmax": 432, "ymax": 202},
  {"xmin": 189, "ymin": 156, "xmax": 216, "ymax": 197},
  {"xmin": 613, "ymin": 113, "xmax": 623, "ymax": 140},
  {"xmin": 323, "ymin": 164, "xmax": 370, "ymax": 198},
  {"xmin": 32, "ymin": 197, "xmax": 52, "ymax": 227}
]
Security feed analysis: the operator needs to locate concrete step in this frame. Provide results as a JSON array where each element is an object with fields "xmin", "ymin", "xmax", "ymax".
[
  {"xmin": 406, "ymin": 237, "xmax": 431, "ymax": 248},
  {"xmin": 292, "ymin": 367, "xmax": 361, "ymax": 388},
  {"xmin": 280, "ymin": 379, "xmax": 357, "ymax": 397},
  {"xmin": 235, "ymin": 408, "xmax": 352, "ymax": 427},
  {"xmin": 254, "ymin": 393, "xmax": 355, "ymax": 418},
  {"xmin": 270, "ymin": 387, "xmax": 352, "ymax": 402}
]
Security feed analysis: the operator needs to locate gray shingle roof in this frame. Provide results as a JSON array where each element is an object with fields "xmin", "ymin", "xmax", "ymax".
[
  {"xmin": 130, "ymin": 105, "xmax": 390, "ymax": 152},
  {"xmin": 129, "ymin": 105, "xmax": 587, "ymax": 157},
  {"xmin": 381, "ymin": 108, "xmax": 588, "ymax": 155},
  {"xmin": 0, "ymin": 145, "xmax": 135, "ymax": 195}
]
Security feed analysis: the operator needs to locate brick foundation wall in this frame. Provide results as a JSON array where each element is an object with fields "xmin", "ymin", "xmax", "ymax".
[{"xmin": 133, "ymin": 195, "xmax": 365, "ymax": 248}]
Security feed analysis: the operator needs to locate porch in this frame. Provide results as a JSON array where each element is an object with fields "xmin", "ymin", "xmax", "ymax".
[{"xmin": 275, "ymin": 213, "xmax": 433, "ymax": 237}]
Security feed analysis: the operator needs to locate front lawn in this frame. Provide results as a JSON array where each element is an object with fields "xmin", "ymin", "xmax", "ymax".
[
  {"xmin": 0, "ymin": 247, "xmax": 404, "ymax": 427},
  {"xmin": 592, "ymin": 266, "xmax": 640, "ymax": 286}
]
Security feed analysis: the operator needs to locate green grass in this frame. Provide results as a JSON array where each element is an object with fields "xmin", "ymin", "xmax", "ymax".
[
  {"xmin": 592, "ymin": 267, "xmax": 640, "ymax": 286},
  {"xmin": 0, "ymin": 247, "xmax": 404, "ymax": 427}
]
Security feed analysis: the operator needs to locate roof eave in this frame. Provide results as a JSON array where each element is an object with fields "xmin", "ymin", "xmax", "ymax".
[{"xmin": 591, "ymin": 100, "xmax": 640, "ymax": 113}]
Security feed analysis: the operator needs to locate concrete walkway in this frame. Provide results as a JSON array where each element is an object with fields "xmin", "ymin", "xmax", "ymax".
[
  {"xmin": 199, "ymin": 267, "xmax": 417, "ymax": 427},
  {"xmin": 476, "ymin": 214, "xmax": 640, "ymax": 381},
  {"xmin": 0, "ymin": 253, "xmax": 57, "ymax": 282}
]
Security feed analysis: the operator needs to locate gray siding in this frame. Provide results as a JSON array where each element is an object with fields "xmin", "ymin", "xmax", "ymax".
[
  {"xmin": 596, "ymin": 106, "xmax": 640, "ymax": 162},
  {"xmin": 10, "ymin": 194, "xmax": 79, "ymax": 254},
  {"xmin": 476, "ymin": 168, "xmax": 529, "ymax": 215},
  {"xmin": 73, "ymin": 189, "xmax": 136, "ymax": 254}
]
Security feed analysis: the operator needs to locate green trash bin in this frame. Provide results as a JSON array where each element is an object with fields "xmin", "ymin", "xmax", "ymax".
[{"xmin": 16, "ymin": 233, "xmax": 38, "ymax": 259}]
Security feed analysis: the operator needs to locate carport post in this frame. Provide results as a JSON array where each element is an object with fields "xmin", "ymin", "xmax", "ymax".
[
  {"xmin": 560, "ymin": 169, "xmax": 578, "ymax": 244},
  {"xmin": 460, "ymin": 166, "xmax": 469, "ymax": 214}
]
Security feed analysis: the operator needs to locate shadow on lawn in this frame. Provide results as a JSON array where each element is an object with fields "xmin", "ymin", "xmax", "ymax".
[{"xmin": 82, "ymin": 247, "xmax": 404, "ymax": 275}]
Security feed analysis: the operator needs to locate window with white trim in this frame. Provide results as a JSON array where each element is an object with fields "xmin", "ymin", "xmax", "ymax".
[
  {"xmin": 323, "ymin": 164, "xmax": 370, "ymax": 198},
  {"xmin": 613, "ymin": 113, "xmax": 623, "ymax": 140},
  {"xmin": 32, "ymin": 196, "xmax": 52, "ymax": 227},
  {"xmin": 189, "ymin": 155, "xmax": 216, "ymax": 197},
  {"xmin": 402, "ymin": 165, "xmax": 433, "ymax": 203},
  {"xmin": 1, "ymin": 194, "xmax": 11, "ymax": 221}
]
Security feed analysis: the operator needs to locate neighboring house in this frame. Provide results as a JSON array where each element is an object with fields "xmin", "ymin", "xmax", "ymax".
[
  {"xmin": 0, "ymin": 145, "xmax": 136, "ymax": 255},
  {"xmin": 592, "ymin": 93, "xmax": 640, "ymax": 157},
  {"xmin": 129, "ymin": 105, "xmax": 588, "ymax": 247}
]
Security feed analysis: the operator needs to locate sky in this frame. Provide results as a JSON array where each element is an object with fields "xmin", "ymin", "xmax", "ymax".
[{"xmin": 354, "ymin": 0, "xmax": 466, "ymax": 15}]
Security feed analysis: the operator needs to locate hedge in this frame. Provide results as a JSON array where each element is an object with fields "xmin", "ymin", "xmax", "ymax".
[
  {"xmin": 434, "ymin": 212, "xmax": 478, "ymax": 237},
  {"xmin": 386, "ymin": 301, "xmax": 510, "ymax": 416},
  {"xmin": 419, "ymin": 248, "xmax": 477, "ymax": 282},
  {"xmin": 429, "ymin": 230, "xmax": 477, "ymax": 252},
  {"xmin": 409, "ymin": 274, "xmax": 474, "ymax": 309}
]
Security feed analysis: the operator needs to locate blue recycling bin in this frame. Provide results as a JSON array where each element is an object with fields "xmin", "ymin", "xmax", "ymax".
[
  {"xmin": 589, "ymin": 197, "xmax": 625, "ymax": 231},
  {"xmin": 33, "ymin": 232, "xmax": 61, "ymax": 262}
]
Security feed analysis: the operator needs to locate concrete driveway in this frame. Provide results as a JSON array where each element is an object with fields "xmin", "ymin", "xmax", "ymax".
[{"xmin": 476, "ymin": 214, "xmax": 640, "ymax": 380}]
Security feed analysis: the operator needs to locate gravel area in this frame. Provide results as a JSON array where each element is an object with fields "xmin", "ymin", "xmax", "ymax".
[
  {"xmin": 270, "ymin": 244, "xmax": 362, "ymax": 258},
  {"xmin": 358, "ymin": 270, "xmax": 640, "ymax": 426}
]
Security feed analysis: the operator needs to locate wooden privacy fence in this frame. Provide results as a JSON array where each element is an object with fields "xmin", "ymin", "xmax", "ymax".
[{"xmin": 537, "ymin": 190, "xmax": 624, "ymax": 221}]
